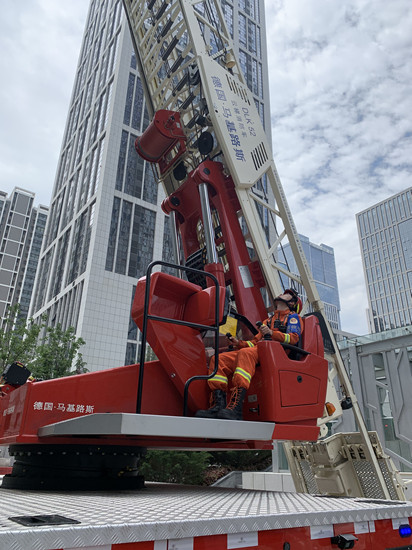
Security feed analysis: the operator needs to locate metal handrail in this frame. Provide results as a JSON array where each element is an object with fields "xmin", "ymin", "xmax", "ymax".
[{"xmin": 136, "ymin": 260, "xmax": 222, "ymax": 416}]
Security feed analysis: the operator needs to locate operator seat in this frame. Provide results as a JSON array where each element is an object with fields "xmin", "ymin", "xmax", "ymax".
[{"xmin": 245, "ymin": 312, "xmax": 329, "ymax": 426}]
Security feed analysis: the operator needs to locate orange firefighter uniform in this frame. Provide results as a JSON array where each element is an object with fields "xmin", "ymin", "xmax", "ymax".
[{"xmin": 208, "ymin": 309, "xmax": 302, "ymax": 391}]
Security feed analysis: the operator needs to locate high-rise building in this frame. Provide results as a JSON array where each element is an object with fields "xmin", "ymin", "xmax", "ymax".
[
  {"xmin": 338, "ymin": 328, "xmax": 412, "ymax": 472},
  {"xmin": 357, "ymin": 187, "xmax": 412, "ymax": 333},
  {"xmin": 0, "ymin": 188, "xmax": 48, "ymax": 323},
  {"xmin": 279, "ymin": 234, "xmax": 342, "ymax": 331},
  {"xmin": 30, "ymin": 0, "xmax": 271, "ymax": 371}
]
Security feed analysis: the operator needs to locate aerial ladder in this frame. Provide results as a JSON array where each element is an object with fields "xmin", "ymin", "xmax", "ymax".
[
  {"xmin": 0, "ymin": 0, "xmax": 404, "ymax": 501},
  {"xmin": 119, "ymin": 0, "xmax": 404, "ymax": 500}
]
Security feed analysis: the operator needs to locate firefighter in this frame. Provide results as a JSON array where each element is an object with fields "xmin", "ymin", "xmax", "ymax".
[{"xmin": 195, "ymin": 289, "xmax": 303, "ymax": 420}]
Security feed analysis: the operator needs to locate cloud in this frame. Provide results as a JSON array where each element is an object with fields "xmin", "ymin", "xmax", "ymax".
[
  {"xmin": 0, "ymin": 1, "xmax": 88, "ymax": 205},
  {"xmin": 265, "ymin": 0, "xmax": 412, "ymax": 334},
  {"xmin": 1, "ymin": 1, "xmax": 410, "ymax": 336}
]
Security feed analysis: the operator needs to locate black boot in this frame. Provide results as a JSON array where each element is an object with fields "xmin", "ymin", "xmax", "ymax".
[
  {"xmin": 195, "ymin": 390, "xmax": 227, "ymax": 418},
  {"xmin": 217, "ymin": 387, "xmax": 247, "ymax": 420}
]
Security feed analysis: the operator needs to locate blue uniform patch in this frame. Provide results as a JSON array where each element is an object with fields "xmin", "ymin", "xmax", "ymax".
[{"xmin": 286, "ymin": 313, "xmax": 301, "ymax": 335}]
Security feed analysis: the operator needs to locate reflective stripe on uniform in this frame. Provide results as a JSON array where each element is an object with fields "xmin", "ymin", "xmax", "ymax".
[
  {"xmin": 284, "ymin": 333, "xmax": 291, "ymax": 344},
  {"xmin": 209, "ymin": 374, "xmax": 228, "ymax": 384},
  {"xmin": 234, "ymin": 367, "xmax": 252, "ymax": 383},
  {"xmin": 246, "ymin": 341, "xmax": 254, "ymax": 347}
]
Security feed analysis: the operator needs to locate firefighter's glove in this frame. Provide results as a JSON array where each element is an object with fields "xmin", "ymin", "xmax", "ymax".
[
  {"xmin": 226, "ymin": 334, "xmax": 239, "ymax": 348},
  {"xmin": 259, "ymin": 324, "xmax": 273, "ymax": 338}
]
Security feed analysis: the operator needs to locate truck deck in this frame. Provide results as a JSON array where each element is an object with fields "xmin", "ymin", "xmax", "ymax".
[{"xmin": 1, "ymin": 483, "xmax": 412, "ymax": 550}]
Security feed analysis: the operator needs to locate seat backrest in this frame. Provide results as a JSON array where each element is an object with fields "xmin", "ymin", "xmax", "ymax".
[{"xmin": 300, "ymin": 314, "xmax": 324, "ymax": 356}]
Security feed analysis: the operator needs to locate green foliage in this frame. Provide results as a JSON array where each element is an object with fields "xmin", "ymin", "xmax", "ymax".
[
  {"xmin": 204, "ymin": 451, "xmax": 272, "ymax": 485},
  {"xmin": 31, "ymin": 324, "xmax": 86, "ymax": 380},
  {"xmin": 209, "ymin": 450, "xmax": 272, "ymax": 470},
  {"xmin": 140, "ymin": 450, "xmax": 211, "ymax": 485},
  {"xmin": 0, "ymin": 304, "xmax": 42, "ymax": 371},
  {"xmin": 139, "ymin": 449, "xmax": 272, "ymax": 486},
  {"xmin": 0, "ymin": 305, "xmax": 86, "ymax": 380}
]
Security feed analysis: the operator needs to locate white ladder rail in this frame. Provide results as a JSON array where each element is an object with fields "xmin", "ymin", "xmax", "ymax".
[{"xmin": 121, "ymin": 0, "xmax": 396, "ymax": 499}]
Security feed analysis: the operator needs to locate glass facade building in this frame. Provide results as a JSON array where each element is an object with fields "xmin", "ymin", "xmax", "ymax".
[
  {"xmin": 357, "ymin": 187, "xmax": 412, "ymax": 333},
  {"xmin": 0, "ymin": 188, "xmax": 48, "ymax": 323},
  {"xmin": 280, "ymin": 234, "xmax": 342, "ymax": 330},
  {"xmin": 30, "ymin": 0, "xmax": 271, "ymax": 371},
  {"xmin": 338, "ymin": 327, "xmax": 412, "ymax": 472}
]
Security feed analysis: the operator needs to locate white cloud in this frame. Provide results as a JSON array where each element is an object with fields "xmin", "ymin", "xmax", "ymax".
[
  {"xmin": 0, "ymin": 1, "xmax": 410, "ymax": 336},
  {"xmin": 265, "ymin": 0, "xmax": 412, "ymax": 334},
  {"xmin": 0, "ymin": 1, "xmax": 88, "ymax": 205}
]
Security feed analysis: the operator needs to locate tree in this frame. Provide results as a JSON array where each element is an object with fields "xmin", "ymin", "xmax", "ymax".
[
  {"xmin": 140, "ymin": 450, "xmax": 211, "ymax": 485},
  {"xmin": 208, "ymin": 450, "xmax": 272, "ymax": 470},
  {"xmin": 204, "ymin": 451, "xmax": 272, "ymax": 485},
  {"xmin": 30, "ymin": 324, "xmax": 86, "ymax": 380},
  {"xmin": 0, "ymin": 305, "xmax": 87, "ymax": 379},
  {"xmin": 138, "ymin": 449, "xmax": 272, "ymax": 486},
  {"xmin": 0, "ymin": 304, "xmax": 43, "ymax": 371}
]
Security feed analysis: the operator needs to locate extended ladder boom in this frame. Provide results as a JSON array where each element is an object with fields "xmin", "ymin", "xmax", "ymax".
[
  {"xmin": 121, "ymin": 0, "xmax": 403, "ymax": 500},
  {"xmin": 121, "ymin": 0, "xmax": 325, "ymax": 334}
]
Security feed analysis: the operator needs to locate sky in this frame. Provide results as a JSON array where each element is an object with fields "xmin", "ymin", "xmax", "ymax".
[{"xmin": 1, "ymin": 1, "xmax": 411, "ymax": 336}]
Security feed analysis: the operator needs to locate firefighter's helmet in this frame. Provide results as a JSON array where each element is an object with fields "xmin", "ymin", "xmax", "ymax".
[{"xmin": 284, "ymin": 288, "xmax": 302, "ymax": 314}]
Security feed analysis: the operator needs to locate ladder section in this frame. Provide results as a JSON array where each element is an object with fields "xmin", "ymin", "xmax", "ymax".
[
  {"xmin": 122, "ymin": 0, "xmax": 237, "ymax": 195},
  {"xmin": 121, "ymin": 0, "xmax": 402, "ymax": 499},
  {"xmin": 122, "ymin": 0, "xmax": 321, "ymax": 318},
  {"xmin": 122, "ymin": 0, "xmax": 342, "ymax": 432},
  {"xmin": 284, "ymin": 432, "xmax": 405, "ymax": 500}
]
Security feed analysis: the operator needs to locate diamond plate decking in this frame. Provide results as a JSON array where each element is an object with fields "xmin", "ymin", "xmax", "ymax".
[{"xmin": 1, "ymin": 483, "xmax": 411, "ymax": 550}]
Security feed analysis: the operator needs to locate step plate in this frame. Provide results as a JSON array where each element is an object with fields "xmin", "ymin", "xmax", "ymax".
[
  {"xmin": 1, "ymin": 482, "xmax": 411, "ymax": 550},
  {"xmin": 38, "ymin": 412, "xmax": 275, "ymax": 441}
]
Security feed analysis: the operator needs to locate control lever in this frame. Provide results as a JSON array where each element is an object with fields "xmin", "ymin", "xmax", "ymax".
[
  {"xmin": 256, "ymin": 321, "xmax": 272, "ymax": 340},
  {"xmin": 226, "ymin": 332, "xmax": 234, "ymax": 350}
]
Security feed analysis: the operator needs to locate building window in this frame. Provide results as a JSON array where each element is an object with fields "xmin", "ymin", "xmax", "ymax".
[
  {"xmin": 132, "ymin": 78, "xmax": 144, "ymax": 131},
  {"xmin": 115, "ymin": 200, "xmax": 133, "ymax": 275},
  {"xmin": 125, "ymin": 342, "xmax": 137, "ymax": 365},
  {"xmin": 124, "ymin": 73, "xmax": 135, "ymax": 126},
  {"xmin": 106, "ymin": 196, "xmax": 121, "ymax": 271},
  {"xmin": 124, "ymin": 133, "xmax": 144, "ymax": 198},
  {"xmin": 239, "ymin": 14, "xmax": 247, "ymax": 46},
  {"xmin": 128, "ymin": 205, "xmax": 156, "ymax": 278},
  {"xmin": 221, "ymin": 0, "xmax": 233, "ymax": 37},
  {"xmin": 116, "ymin": 130, "xmax": 128, "ymax": 191},
  {"xmin": 128, "ymin": 285, "xmax": 138, "ymax": 340}
]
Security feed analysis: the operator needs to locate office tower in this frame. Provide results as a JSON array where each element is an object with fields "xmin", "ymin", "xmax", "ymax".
[
  {"xmin": 280, "ymin": 234, "xmax": 342, "ymax": 331},
  {"xmin": 338, "ymin": 328, "xmax": 412, "ymax": 471},
  {"xmin": 30, "ymin": 0, "xmax": 271, "ymax": 371},
  {"xmin": 0, "ymin": 188, "xmax": 48, "ymax": 323},
  {"xmin": 357, "ymin": 187, "xmax": 412, "ymax": 333}
]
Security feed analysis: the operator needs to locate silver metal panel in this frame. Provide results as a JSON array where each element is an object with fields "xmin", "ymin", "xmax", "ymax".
[
  {"xmin": 1, "ymin": 484, "xmax": 412, "ymax": 550},
  {"xmin": 339, "ymin": 331, "xmax": 412, "ymax": 471},
  {"xmin": 286, "ymin": 432, "xmax": 405, "ymax": 500},
  {"xmin": 38, "ymin": 413, "xmax": 275, "ymax": 441}
]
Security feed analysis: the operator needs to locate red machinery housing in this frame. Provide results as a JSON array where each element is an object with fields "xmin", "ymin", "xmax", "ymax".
[
  {"xmin": 135, "ymin": 110, "xmax": 186, "ymax": 174},
  {"xmin": 0, "ymin": 273, "xmax": 327, "ymax": 447},
  {"xmin": 0, "ymin": 130, "xmax": 330, "ymax": 489}
]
